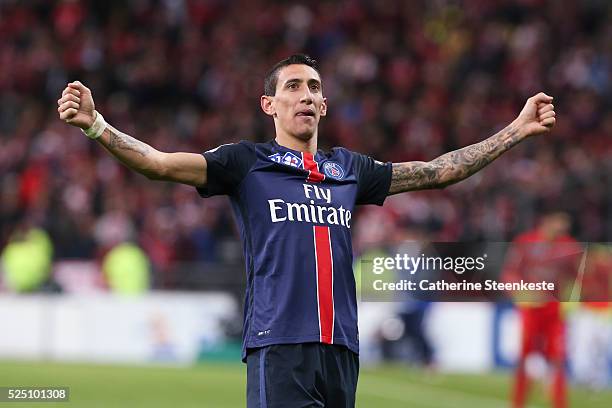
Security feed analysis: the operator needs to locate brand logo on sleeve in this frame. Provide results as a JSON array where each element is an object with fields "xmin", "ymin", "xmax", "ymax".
[
  {"xmin": 323, "ymin": 162, "xmax": 345, "ymax": 180},
  {"xmin": 206, "ymin": 143, "xmax": 234, "ymax": 153}
]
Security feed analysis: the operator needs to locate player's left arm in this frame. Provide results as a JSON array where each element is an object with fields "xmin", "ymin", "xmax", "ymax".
[{"xmin": 388, "ymin": 92, "xmax": 556, "ymax": 195}]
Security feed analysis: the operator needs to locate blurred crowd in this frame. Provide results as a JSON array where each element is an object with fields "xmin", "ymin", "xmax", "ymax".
[{"xmin": 1, "ymin": 0, "xmax": 611, "ymax": 288}]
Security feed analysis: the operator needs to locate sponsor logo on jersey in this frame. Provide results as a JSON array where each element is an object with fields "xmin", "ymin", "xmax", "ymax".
[{"xmin": 322, "ymin": 162, "xmax": 345, "ymax": 180}]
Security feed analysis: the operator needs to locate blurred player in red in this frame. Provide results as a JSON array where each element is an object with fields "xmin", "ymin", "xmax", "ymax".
[
  {"xmin": 503, "ymin": 212, "xmax": 583, "ymax": 408},
  {"xmin": 572, "ymin": 244, "xmax": 611, "ymax": 390}
]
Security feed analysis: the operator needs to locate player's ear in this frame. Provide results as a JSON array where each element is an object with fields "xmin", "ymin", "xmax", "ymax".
[
  {"xmin": 261, "ymin": 95, "xmax": 275, "ymax": 117},
  {"xmin": 320, "ymin": 97, "xmax": 328, "ymax": 117}
]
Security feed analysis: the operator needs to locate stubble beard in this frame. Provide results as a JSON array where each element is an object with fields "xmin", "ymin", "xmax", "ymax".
[
  {"xmin": 279, "ymin": 116, "xmax": 318, "ymax": 142},
  {"xmin": 294, "ymin": 127, "xmax": 316, "ymax": 141}
]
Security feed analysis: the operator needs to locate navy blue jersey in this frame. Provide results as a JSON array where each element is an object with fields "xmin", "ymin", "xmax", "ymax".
[{"xmin": 197, "ymin": 140, "xmax": 392, "ymax": 361}]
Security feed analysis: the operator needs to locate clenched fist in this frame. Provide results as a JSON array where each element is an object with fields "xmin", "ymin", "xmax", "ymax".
[
  {"xmin": 57, "ymin": 81, "xmax": 96, "ymax": 129},
  {"xmin": 514, "ymin": 92, "xmax": 556, "ymax": 138}
]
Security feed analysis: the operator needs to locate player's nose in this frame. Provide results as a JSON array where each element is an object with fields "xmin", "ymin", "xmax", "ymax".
[{"xmin": 300, "ymin": 89, "xmax": 313, "ymax": 104}]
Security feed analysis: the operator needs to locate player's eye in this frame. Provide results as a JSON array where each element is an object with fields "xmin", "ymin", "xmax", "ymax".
[
  {"xmin": 287, "ymin": 83, "xmax": 298, "ymax": 90},
  {"xmin": 310, "ymin": 84, "xmax": 320, "ymax": 92}
]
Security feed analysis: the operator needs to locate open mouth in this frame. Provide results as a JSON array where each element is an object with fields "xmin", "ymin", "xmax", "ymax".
[{"xmin": 296, "ymin": 110, "xmax": 315, "ymax": 117}]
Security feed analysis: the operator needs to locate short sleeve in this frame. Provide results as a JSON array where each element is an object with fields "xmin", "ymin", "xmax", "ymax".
[
  {"xmin": 196, "ymin": 141, "xmax": 256, "ymax": 198},
  {"xmin": 352, "ymin": 152, "xmax": 392, "ymax": 206}
]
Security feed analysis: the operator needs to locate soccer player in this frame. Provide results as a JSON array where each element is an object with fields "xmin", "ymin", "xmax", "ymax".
[
  {"xmin": 57, "ymin": 54, "xmax": 556, "ymax": 407},
  {"xmin": 503, "ymin": 212, "xmax": 581, "ymax": 408}
]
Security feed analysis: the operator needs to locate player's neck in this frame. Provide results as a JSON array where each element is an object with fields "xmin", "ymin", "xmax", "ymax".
[{"xmin": 275, "ymin": 132, "xmax": 317, "ymax": 154}]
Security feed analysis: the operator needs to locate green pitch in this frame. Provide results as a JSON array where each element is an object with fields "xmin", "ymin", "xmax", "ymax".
[{"xmin": 0, "ymin": 360, "xmax": 610, "ymax": 407}]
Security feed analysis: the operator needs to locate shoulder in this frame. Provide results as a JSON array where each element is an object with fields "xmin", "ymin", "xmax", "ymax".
[
  {"xmin": 203, "ymin": 140, "xmax": 258, "ymax": 167},
  {"xmin": 202, "ymin": 140, "xmax": 258, "ymax": 179},
  {"xmin": 205, "ymin": 140, "xmax": 256, "ymax": 154},
  {"xmin": 329, "ymin": 146, "xmax": 356, "ymax": 158},
  {"xmin": 328, "ymin": 147, "xmax": 390, "ymax": 176},
  {"xmin": 326, "ymin": 146, "xmax": 367, "ymax": 165},
  {"xmin": 331, "ymin": 147, "xmax": 386, "ymax": 163}
]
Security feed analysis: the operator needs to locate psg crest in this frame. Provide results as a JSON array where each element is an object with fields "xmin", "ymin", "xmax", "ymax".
[{"xmin": 323, "ymin": 162, "xmax": 345, "ymax": 180}]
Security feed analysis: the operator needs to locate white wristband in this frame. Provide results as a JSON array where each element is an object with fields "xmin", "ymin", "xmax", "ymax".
[{"xmin": 81, "ymin": 111, "xmax": 107, "ymax": 139}]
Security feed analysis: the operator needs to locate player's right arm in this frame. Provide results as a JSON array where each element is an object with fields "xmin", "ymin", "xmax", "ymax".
[{"xmin": 57, "ymin": 81, "xmax": 206, "ymax": 187}]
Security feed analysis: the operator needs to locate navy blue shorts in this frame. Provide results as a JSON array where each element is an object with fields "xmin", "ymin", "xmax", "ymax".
[{"xmin": 246, "ymin": 343, "xmax": 359, "ymax": 408}]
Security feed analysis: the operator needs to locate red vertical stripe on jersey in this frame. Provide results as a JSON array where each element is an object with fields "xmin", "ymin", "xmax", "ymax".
[
  {"xmin": 302, "ymin": 152, "xmax": 325, "ymax": 183},
  {"xmin": 313, "ymin": 225, "xmax": 334, "ymax": 344}
]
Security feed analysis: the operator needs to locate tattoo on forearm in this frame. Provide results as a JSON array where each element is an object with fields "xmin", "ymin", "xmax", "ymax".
[
  {"xmin": 389, "ymin": 124, "xmax": 522, "ymax": 194},
  {"xmin": 108, "ymin": 127, "xmax": 151, "ymax": 157}
]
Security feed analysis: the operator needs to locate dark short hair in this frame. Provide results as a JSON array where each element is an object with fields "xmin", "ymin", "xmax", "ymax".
[{"xmin": 264, "ymin": 54, "xmax": 320, "ymax": 96}]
